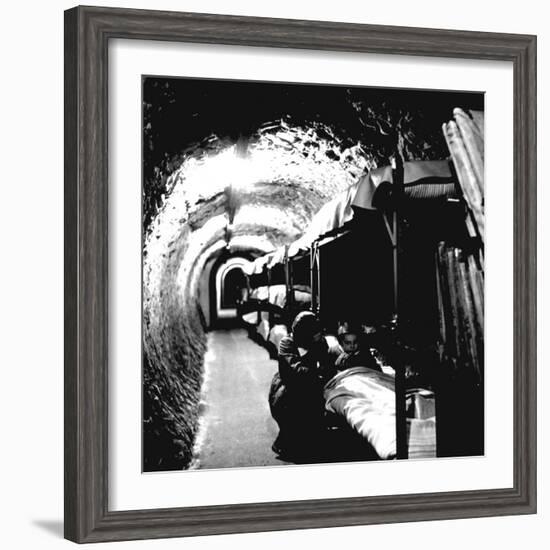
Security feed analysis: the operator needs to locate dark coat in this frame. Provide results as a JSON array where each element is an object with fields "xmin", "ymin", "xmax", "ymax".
[{"xmin": 269, "ymin": 335, "xmax": 336, "ymax": 445}]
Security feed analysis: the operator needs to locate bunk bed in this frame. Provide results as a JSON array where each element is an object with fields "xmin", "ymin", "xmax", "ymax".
[{"xmin": 239, "ymin": 108, "xmax": 484, "ymax": 460}]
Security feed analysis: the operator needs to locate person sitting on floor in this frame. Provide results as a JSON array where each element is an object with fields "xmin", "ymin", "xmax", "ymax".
[
  {"xmin": 335, "ymin": 321, "xmax": 382, "ymax": 372},
  {"xmin": 268, "ymin": 311, "xmax": 337, "ymax": 461}
]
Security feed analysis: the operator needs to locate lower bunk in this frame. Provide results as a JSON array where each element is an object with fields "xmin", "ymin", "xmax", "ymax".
[{"xmin": 324, "ymin": 366, "xmax": 436, "ymax": 460}]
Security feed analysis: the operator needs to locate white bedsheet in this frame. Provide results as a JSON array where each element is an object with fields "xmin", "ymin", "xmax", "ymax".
[
  {"xmin": 257, "ymin": 318, "xmax": 270, "ymax": 342},
  {"xmin": 250, "ymin": 285, "xmax": 311, "ymax": 309},
  {"xmin": 324, "ymin": 366, "xmax": 436, "ymax": 459},
  {"xmin": 268, "ymin": 324, "xmax": 288, "ymax": 351},
  {"xmin": 241, "ymin": 312, "xmax": 259, "ymax": 325}
]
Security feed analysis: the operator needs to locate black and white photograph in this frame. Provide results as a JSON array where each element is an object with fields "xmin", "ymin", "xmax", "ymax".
[
  {"xmin": 142, "ymin": 77, "xmax": 485, "ymax": 472},
  {"xmin": 1, "ymin": 0, "xmax": 544, "ymax": 546}
]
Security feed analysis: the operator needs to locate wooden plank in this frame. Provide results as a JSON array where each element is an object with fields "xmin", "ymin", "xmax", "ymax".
[
  {"xmin": 443, "ymin": 121, "xmax": 484, "ymax": 240},
  {"xmin": 454, "ymin": 108, "xmax": 485, "ymax": 184}
]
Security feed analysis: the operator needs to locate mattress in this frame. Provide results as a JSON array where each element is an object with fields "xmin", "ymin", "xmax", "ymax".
[{"xmin": 324, "ymin": 366, "xmax": 436, "ymax": 459}]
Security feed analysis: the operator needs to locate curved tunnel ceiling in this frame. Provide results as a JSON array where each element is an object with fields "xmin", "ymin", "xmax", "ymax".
[{"xmin": 144, "ymin": 122, "xmax": 376, "ymax": 327}]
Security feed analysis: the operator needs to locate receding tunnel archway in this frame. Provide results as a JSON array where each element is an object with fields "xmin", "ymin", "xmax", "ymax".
[
  {"xmin": 215, "ymin": 257, "xmax": 248, "ymax": 320},
  {"xmin": 221, "ymin": 267, "xmax": 245, "ymax": 309}
]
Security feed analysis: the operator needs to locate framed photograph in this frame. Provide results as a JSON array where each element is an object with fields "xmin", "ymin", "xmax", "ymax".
[{"xmin": 64, "ymin": 5, "xmax": 536, "ymax": 543}]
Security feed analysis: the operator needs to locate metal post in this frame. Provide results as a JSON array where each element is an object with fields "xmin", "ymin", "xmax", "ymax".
[
  {"xmin": 392, "ymin": 160, "xmax": 408, "ymax": 460},
  {"xmin": 316, "ymin": 243, "xmax": 321, "ymax": 319},
  {"xmin": 284, "ymin": 246, "xmax": 294, "ymax": 328},
  {"xmin": 310, "ymin": 242, "xmax": 320, "ymax": 316},
  {"xmin": 267, "ymin": 265, "xmax": 272, "ymax": 327},
  {"xmin": 310, "ymin": 243, "xmax": 316, "ymax": 314}
]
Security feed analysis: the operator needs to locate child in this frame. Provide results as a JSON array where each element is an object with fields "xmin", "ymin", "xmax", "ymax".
[{"xmin": 335, "ymin": 322, "xmax": 382, "ymax": 372}]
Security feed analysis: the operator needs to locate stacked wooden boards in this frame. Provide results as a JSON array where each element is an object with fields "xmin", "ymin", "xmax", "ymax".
[
  {"xmin": 439, "ymin": 108, "xmax": 484, "ymax": 382},
  {"xmin": 435, "ymin": 109, "xmax": 484, "ymax": 456},
  {"xmin": 443, "ymin": 108, "xmax": 485, "ymax": 242},
  {"xmin": 435, "ymin": 243, "xmax": 484, "ymax": 384}
]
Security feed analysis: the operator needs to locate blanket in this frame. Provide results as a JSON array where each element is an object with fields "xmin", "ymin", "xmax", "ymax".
[
  {"xmin": 250, "ymin": 285, "xmax": 311, "ymax": 309},
  {"xmin": 324, "ymin": 366, "xmax": 436, "ymax": 459},
  {"xmin": 268, "ymin": 324, "xmax": 289, "ymax": 352}
]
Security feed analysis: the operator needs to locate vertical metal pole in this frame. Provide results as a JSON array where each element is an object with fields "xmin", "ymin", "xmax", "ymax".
[
  {"xmin": 393, "ymin": 161, "xmax": 408, "ymax": 460},
  {"xmin": 316, "ymin": 243, "xmax": 321, "ymax": 319},
  {"xmin": 257, "ymin": 271, "xmax": 261, "ymax": 325},
  {"xmin": 290, "ymin": 254, "xmax": 295, "ymax": 310},
  {"xmin": 267, "ymin": 265, "xmax": 272, "ymax": 327},
  {"xmin": 310, "ymin": 243, "xmax": 317, "ymax": 314},
  {"xmin": 393, "ymin": 211, "xmax": 399, "ymax": 313},
  {"xmin": 284, "ymin": 245, "xmax": 292, "ymax": 328}
]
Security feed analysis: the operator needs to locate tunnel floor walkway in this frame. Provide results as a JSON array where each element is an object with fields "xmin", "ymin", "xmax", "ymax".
[{"xmin": 190, "ymin": 328, "xmax": 288, "ymax": 470}]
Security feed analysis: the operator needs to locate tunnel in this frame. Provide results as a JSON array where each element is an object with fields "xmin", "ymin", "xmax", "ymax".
[
  {"xmin": 142, "ymin": 131, "xmax": 370, "ymax": 470},
  {"xmin": 142, "ymin": 77, "xmax": 483, "ymax": 471}
]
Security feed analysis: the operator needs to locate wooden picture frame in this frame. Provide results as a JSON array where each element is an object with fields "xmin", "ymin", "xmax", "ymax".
[{"xmin": 64, "ymin": 5, "xmax": 536, "ymax": 543}]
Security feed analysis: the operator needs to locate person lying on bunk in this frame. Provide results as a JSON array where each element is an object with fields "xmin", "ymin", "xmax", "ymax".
[
  {"xmin": 335, "ymin": 322, "xmax": 382, "ymax": 373},
  {"xmin": 268, "ymin": 311, "xmax": 338, "ymax": 461}
]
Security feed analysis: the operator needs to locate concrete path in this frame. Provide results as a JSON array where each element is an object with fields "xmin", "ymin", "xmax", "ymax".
[{"xmin": 191, "ymin": 328, "xmax": 288, "ymax": 469}]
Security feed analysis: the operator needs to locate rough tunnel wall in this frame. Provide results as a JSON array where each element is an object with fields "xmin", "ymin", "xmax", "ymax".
[{"xmin": 143, "ymin": 223, "xmax": 207, "ymax": 471}]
